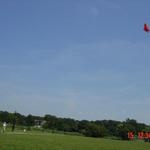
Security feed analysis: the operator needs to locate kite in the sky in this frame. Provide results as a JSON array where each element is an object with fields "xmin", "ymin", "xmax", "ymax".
[{"xmin": 144, "ymin": 23, "xmax": 150, "ymax": 32}]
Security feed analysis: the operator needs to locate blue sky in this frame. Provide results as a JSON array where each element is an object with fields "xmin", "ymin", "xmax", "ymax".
[{"xmin": 1, "ymin": 0, "xmax": 150, "ymax": 124}]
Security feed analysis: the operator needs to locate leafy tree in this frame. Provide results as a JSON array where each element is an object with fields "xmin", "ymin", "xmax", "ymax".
[
  {"xmin": 84, "ymin": 123, "xmax": 107, "ymax": 137},
  {"xmin": 25, "ymin": 114, "xmax": 35, "ymax": 126}
]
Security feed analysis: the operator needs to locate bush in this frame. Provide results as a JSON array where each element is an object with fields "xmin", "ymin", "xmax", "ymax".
[{"xmin": 84, "ymin": 123, "xmax": 107, "ymax": 138}]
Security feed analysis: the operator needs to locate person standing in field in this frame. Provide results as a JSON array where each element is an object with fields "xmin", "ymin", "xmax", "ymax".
[{"xmin": 3, "ymin": 122, "xmax": 7, "ymax": 132}]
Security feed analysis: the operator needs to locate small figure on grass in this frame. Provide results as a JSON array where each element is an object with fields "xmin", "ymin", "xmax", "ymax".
[{"xmin": 3, "ymin": 122, "xmax": 7, "ymax": 133}]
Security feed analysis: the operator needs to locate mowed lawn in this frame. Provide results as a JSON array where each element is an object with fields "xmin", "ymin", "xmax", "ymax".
[{"xmin": 0, "ymin": 132, "xmax": 149, "ymax": 150}]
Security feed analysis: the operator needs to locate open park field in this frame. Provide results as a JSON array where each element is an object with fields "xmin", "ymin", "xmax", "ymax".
[{"xmin": 0, "ymin": 132, "xmax": 149, "ymax": 150}]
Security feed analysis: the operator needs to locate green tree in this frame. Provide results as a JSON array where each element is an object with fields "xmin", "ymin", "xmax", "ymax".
[
  {"xmin": 25, "ymin": 114, "xmax": 35, "ymax": 126},
  {"xmin": 84, "ymin": 123, "xmax": 107, "ymax": 137}
]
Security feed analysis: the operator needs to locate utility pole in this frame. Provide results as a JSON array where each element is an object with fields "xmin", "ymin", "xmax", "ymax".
[{"xmin": 12, "ymin": 111, "xmax": 17, "ymax": 132}]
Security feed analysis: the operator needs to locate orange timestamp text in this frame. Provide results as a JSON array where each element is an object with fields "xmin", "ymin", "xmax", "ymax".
[{"xmin": 128, "ymin": 132, "xmax": 150, "ymax": 140}]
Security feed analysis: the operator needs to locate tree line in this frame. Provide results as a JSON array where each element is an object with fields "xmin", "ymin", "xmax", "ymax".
[{"xmin": 0, "ymin": 110, "xmax": 149, "ymax": 140}]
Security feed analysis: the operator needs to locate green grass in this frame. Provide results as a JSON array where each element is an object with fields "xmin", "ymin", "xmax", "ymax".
[{"xmin": 0, "ymin": 131, "xmax": 149, "ymax": 150}]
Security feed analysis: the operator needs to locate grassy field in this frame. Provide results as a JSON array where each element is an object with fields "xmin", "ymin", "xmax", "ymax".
[{"xmin": 0, "ymin": 132, "xmax": 149, "ymax": 150}]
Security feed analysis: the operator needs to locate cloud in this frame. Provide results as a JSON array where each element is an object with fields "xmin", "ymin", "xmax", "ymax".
[
  {"xmin": 89, "ymin": 0, "xmax": 120, "ymax": 16},
  {"xmin": 102, "ymin": 0, "xmax": 120, "ymax": 9},
  {"xmin": 76, "ymin": 0, "xmax": 120, "ymax": 17},
  {"xmin": 90, "ymin": 7, "xmax": 99, "ymax": 16}
]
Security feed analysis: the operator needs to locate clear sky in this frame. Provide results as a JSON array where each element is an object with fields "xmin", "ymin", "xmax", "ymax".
[{"xmin": 1, "ymin": 0, "xmax": 150, "ymax": 124}]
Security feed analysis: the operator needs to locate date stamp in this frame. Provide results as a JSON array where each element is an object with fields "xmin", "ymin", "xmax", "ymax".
[{"xmin": 128, "ymin": 132, "xmax": 150, "ymax": 140}]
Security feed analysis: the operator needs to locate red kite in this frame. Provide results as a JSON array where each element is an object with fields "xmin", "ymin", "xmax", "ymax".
[{"xmin": 144, "ymin": 23, "xmax": 150, "ymax": 32}]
